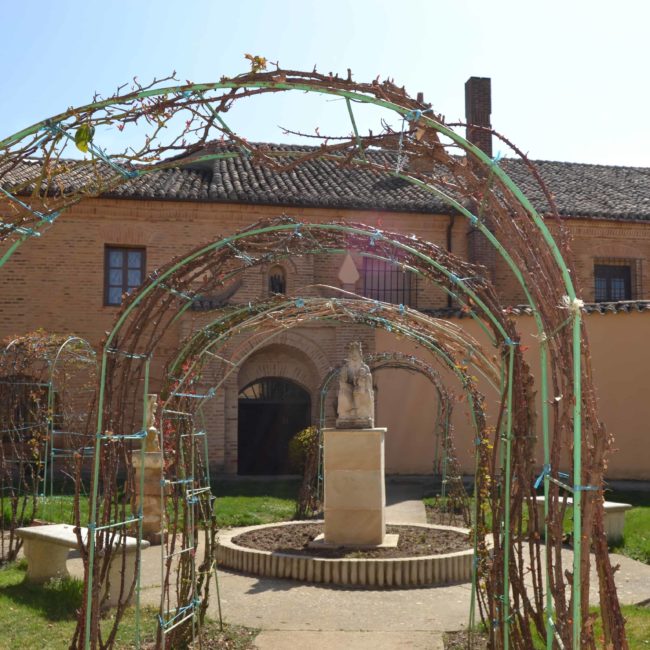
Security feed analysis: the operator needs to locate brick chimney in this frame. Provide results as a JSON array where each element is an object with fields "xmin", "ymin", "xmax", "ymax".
[
  {"xmin": 465, "ymin": 77, "xmax": 492, "ymax": 157},
  {"xmin": 464, "ymin": 77, "xmax": 496, "ymax": 282}
]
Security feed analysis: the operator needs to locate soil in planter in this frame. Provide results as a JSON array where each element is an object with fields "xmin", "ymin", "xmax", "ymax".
[{"xmin": 231, "ymin": 523, "xmax": 471, "ymax": 559}]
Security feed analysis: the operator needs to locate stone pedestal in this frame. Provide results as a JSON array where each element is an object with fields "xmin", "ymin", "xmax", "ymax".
[
  {"xmin": 131, "ymin": 451, "xmax": 164, "ymax": 545},
  {"xmin": 323, "ymin": 427, "xmax": 387, "ymax": 546}
]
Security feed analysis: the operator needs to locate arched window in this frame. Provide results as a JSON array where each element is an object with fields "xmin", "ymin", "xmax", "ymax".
[
  {"xmin": 238, "ymin": 377, "xmax": 311, "ymax": 475},
  {"xmin": 268, "ymin": 265, "xmax": 286, "ymax": 295}
]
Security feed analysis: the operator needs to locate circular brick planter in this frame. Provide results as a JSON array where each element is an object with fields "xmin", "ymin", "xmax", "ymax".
[{"xmin": 217, "ymin": 521, "xmax": 476, "ymax": 587}]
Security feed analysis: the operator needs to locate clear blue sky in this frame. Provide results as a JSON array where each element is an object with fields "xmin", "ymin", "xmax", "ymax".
[{"xmin": 1, "ymin": 0, "xmax": 648, "ymax": 166}]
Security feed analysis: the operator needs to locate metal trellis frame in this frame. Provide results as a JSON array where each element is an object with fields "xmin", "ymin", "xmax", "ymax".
[{"xmin": 0, "ymin": 67, "xmax": 621, "ymax": 648}]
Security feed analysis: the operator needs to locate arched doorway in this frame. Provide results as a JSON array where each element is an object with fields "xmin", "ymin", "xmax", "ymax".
[{"xmin": 238, "ymin": 377, "xmax": 311, "ymax": 475}]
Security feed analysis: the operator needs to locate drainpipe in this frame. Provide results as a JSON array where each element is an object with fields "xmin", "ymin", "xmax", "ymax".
[{"xmin": 446, "ymin": 213, "xmax": 455, "ymax": 308}]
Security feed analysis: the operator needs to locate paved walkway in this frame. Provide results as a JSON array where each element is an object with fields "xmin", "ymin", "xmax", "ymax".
[
  {"xmin": 206, "ymin": 485, "xmax": 450, "ymax": 648},
  {"xmin": 384, "ymin": 483, "xmax": 428, "ymax": 525},
  {"xmin": 253, "ymin": 631, "xmax": 443, "ymax": 649},
  {"xmin": 64, "ymin": 482, "xmax": 650, "ymax": 650}
]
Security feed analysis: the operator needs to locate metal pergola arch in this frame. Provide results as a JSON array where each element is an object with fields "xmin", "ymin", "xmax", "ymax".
[
  {"xmin": 0, "ymin": 67, "xmax": 624, "ymax": 649},
  {"xmin": 157, "ymin": 294, "xmax": 504, "ymax": 642},
  {"xmin": 87, "ymin": 206, "xmax": 528, "ymax": 636},
  {"xmin": 163, "ymin": 297, "xmax": 499, "ymax": 416},
  {"xmin": 183, "ymin": 331, "xmax": 465, "ymax": 513},
  {"xmin": 43, "ymin": 335, "xmax": 97, "ymax": 516},
  {"xmin": 83, "ymin": 218, "xmax": 517, "ymax": 649},
  {"xmin": 0, "ymin": 332, "xmax": 97, "ymax": 560}
]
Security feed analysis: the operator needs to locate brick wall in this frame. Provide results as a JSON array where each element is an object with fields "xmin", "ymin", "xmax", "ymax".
[
  {"xmin": 2, "ymin": 196, "xmax": 650, "ymax": 475},
  {"xmin": 0, "ymin": 198, "xmax": 457, "ymax": 342},
  {"xmin": 0, "ymin": 198, "xmax": 451, "ymax": 472},
  {"xmin": 495, "ymin": 219, "xmax": 650, "ymax": 304}
]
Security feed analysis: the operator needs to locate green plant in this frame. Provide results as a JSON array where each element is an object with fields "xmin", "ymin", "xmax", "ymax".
[
  {"xmin": 288, "ymin": 426, "xmax": 318, "ymax": 474},
  {"xmin": 212, "ymin": 479, "xmax": 299, "ymax": 528},
  {"xmin": 293, "ymin": 427, "xmax": 321, "ymax": 519},
  {"xmin": 611, "ymin": 504, "xmax": 650, "ymax": 564}
]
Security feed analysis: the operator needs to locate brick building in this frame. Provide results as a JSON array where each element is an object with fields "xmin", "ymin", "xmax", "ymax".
[{"xmin": 2, "ymin": 79, "xmax": 650, "ymax": 478}]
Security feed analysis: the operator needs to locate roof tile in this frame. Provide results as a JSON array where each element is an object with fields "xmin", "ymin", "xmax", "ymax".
[{"xmin": 5, "ymin": 144, "xmax": 650, "ymax": 221}]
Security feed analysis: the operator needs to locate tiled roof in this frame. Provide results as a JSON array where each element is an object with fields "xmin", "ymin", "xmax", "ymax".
[
  {"xmin": 109, "ymin": 145, "xmax": 650, "ymax": 221},
  {"xmin": 423, "ymin": 301, "xmax": 650, "ymax": 319},
  {"xmin": 5, "ymin": 144, "xmax": 650, "ymax": 221},
  {"xmin": 500, "ymin": 159, "xmax": 650, "ymax": 221},
  {"xmin": 108, "ymin": 145, "xmax": 448, "ymax": 213},
  {"xmin": 513, "ymin": 300, "xmax": 650, "ymax": 316}
]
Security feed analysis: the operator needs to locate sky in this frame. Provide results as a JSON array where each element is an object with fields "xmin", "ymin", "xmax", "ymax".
[{"xmin": 1, "ymin": 0, "xmax": 649, "ymax": 167}]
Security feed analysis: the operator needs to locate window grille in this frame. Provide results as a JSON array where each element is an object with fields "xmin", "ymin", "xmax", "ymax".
[
  {"xmin": 593, "ymin": 258, "xmax": 642, "ymax": 302},
  {"xmin": 239, "ymin": 378, "xmax": 308, "ymax": 404},
  {"xmin": 105, "ymin": 246, "xmax": 146, "ymax": 306},
  {"xmin": 268, "ymin": 265, "xmax": 286, "ymax": 295},
  {"xmin": 362, "ymin": 258, "xmax": 417, "ymax": 307}
]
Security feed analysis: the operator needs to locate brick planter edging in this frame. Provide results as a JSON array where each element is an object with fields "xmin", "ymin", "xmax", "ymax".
[{"xmin": 216, "ymin": 521, "xmax": 475, "ymax": 587}]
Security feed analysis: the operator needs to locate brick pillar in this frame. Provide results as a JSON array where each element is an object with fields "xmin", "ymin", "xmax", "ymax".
[
  {"xmin": 465, "ymin": 77, "xmax": 492, "ymax": 158},
  {"xmin": 465, "ymin": 77, "xmax": 495, "ymax": 282}
]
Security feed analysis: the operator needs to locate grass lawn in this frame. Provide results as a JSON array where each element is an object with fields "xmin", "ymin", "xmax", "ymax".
[
  {"xmin": 0, "ymin": 479, "xmax": 295, "ymax": 648},
  {"xmin": 212, "ymin": 479, "xmax": 300, "ymax": 527},
  {"xmin": 0, "ymin": 561, "xmax": 257, "ymax": 649},
  {"xmin": 0, "ymin": 560, "xmax": 159, "ymax": 649},
  {"xmin": 425, "ymin": 488, "xmax": 650, "ymax": 565},
  {"xmin": 35, "ymin": 494, "xmax": 90, "ymax": 524},
  {"xmin": 5, "ymin": 478, "xmax": 300, "ymax": 530},
  {"xmin": 616, "ymin": 606, "xmax": 650, "ymax": 648},
  {"xmin": 532, "ymin": 606, "xmax": 650, "ymax": 649},
  {"xmin": 608, "ymin": 489, "xmax": 650, "ymax": 564},
  {"xmin": 444, "ymin": 606, "xmax": 650, "ymax": 649}
]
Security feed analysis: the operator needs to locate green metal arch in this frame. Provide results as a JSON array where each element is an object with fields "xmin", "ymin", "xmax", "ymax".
[
  {"xmin": 83, "ymin": 218, "xmax": 521, "ymax": 649},
  {"xmin": 160, "ymin": 297, "xmax": 492, "ymax": 450},
  {"xmin": 0, "ymin": 71, "xmax": 593, "ymax": 649}
]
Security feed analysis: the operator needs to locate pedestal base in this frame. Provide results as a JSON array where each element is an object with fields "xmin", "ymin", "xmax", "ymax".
[
  {"xmin": 132, "ymin": 451, "xmax": 165, "ymax": 545},
  {"xmin": 308, "ymin": 532, "xmax": 399, "ymax": 550},
  {"xmin": 323, "ymin": 427, "xmax": 387, "ymax": 546}
]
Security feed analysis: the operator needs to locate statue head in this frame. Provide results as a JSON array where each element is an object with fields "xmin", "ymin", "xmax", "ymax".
[
  {"xmin": 347, "ymin": 341, "xmax": 363, "ymax": 361},
  {"xmin": 146, "ymin": 394, "xmax": 158, "ymax": 429},
  {"xmin": 145, "ymin": 394, "xmax": 160, "ymax": 452}
]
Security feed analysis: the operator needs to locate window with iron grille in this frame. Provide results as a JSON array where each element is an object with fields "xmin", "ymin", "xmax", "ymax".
[
  {"xmin": 104, "ymin": 246, "xmax": 146, "ymax": 306},
  {"xmin": 239, "ymin": 377, "xmax": 309, "ymax": 403},
  {"xmin": 594, "ymin": 258, "xmax": 641, "ymax": 302},
  {"xmin": 268, "ymin": 265, "xmax": 286, "ymax": 295},
  {"xmin": 362, "ymin": 258, "xmax": 417, "ymax": 307}
]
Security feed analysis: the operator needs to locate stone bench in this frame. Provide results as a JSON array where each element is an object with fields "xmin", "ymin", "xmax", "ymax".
[
  {"xmin": 534, "ymin": 496, "xmax": 632, "ymax": 544},
  {"xmin": 16, "ymin": 523, "xmax": 149, "ymax": 607}
]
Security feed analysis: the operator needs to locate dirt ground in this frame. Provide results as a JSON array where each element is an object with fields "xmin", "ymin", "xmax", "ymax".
[{"xmin": 232, "ymin": 522, "xmax": 471, "ymax": 559}]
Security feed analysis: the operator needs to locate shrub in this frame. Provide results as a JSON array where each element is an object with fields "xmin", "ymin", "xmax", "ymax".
[{"xmin": 288, "ymin": 426, "xmax": 319, "ymax": 474}]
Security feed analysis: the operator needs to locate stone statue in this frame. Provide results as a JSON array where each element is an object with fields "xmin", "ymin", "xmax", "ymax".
[
  {"xmin": 144, "ymin": 394, "xmax": 161, "ymax": 452},
  {"xmin": 336, "ymin": 342, "xmax": 375, "ymax": 429}
]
